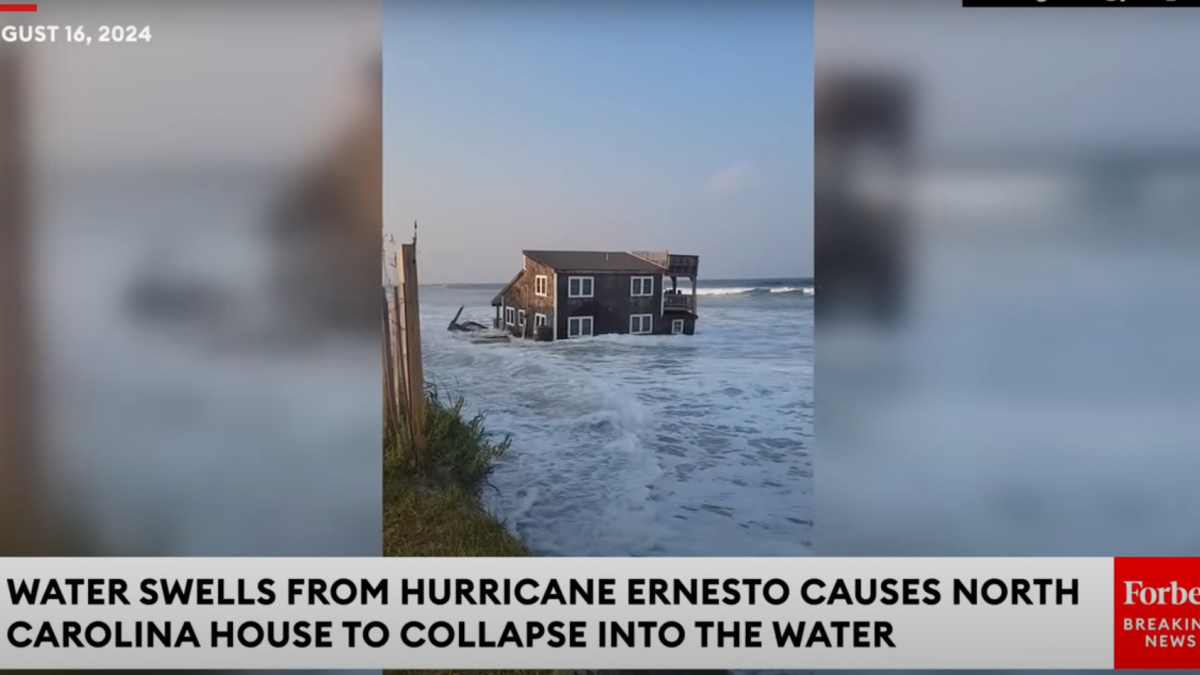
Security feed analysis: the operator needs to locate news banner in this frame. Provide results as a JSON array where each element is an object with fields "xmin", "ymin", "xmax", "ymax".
[{"xmin": 1, "ymin": 557, "xmax": 1200, "ymax": 669}]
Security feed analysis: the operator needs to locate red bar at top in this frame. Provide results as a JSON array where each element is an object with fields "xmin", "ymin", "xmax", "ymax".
[{"xmin": 0, "ymin": 4, "xmax": 37, "ymax": 11}]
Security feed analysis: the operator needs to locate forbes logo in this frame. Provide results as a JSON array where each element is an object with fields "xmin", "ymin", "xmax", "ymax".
[{"xmin": 1124, "ymin": 581, "xmax": 1200, "ymax": 606}]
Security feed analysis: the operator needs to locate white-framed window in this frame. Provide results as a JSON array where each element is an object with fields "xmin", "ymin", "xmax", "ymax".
[
  {"xmin": 534, "ymin": 274, "xmax": 549, "ymax": 297},
  {"xmin": 505, "ymin": 307, "xmax": 516, "ymax": 326},
  {"xmin": 534, "ymin": 313, "xmax": 548, "ymax": 330},
  {"xmin": 567, "ymin": 276, "xmax": 594, "ymax": 298},
  {"xmin": 671, "ymin": 319, "xmax": 685, "ymax": 334},
  {"xmin": 567, "ymin": 316, "xmax": 593, "ymax": 338},
  {"xmin": 518, "ymin": 310, "xmax": 526, "ymax": 327},
  {"xmin": 630, "ymin": 314, "xmax": 653, "ymax": 335},
  {"xmin": 631, "ymin": 276, "xmax": 654, "ymax": 297}
]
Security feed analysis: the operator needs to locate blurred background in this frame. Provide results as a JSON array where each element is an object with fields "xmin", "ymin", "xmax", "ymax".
[
  {"xmin": 814, "ymin": 13, "xmax": 1200, "ymax": 673},
  {"xmin": 0, "ymin": 0, "xmax": 381, "ymax": 570},
  {"xmin": 816, "ymin": 0, "xmax": 1200, "ymax": 567}
]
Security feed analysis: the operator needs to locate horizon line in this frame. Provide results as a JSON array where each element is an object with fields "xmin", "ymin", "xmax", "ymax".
[{"xmin": 394, "ymin": 276, "xmax": 816, "ymax": 288}]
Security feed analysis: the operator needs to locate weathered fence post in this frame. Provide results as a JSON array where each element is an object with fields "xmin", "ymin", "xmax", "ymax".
[
  {"xmin": 0, "ymin": 48, "xmax": 43, "ymax": 555},
  {"xmin": 397, "ymin": 242, "xmax": 426, "ymax": 468},
  {"xmin": 389, "ymin": 286, "xmax": 408, "ymax": 432}
]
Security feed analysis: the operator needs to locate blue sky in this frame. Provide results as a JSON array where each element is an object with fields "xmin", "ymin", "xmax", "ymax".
[{"xmin": 385, "ymin": 1, "xmax": 813, "ymax": 284}]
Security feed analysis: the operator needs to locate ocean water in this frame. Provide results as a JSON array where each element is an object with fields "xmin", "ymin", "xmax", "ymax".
[{"xmin": 419, "ymin": 279, "xmax": 814, "ymax": 557}]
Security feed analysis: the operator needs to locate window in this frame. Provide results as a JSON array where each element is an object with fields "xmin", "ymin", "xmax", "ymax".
[
  {"xmin": 518, "ymin": 310, "xmax": 526, "ymax": 327},
  {"xmin": 567, "ymin": 276, "xmax": 594, "ymax": 298},
  {"xmin": 505, "ymin": 307, "xmax": 516, "ymax": 326},
  {"xmin": 534, "ymin": 313, "xmax": 548, "ymax": 330},
  {"xmin": 567, "ymin": 316, "xmax": 593, "ymax": 338},
  {"xmin": 631, "ymin": 276, "xmax": 654, "ymax": 297},
  {"xmin": 534, "ymin": 274, "xmax": 549, "ymax": 297},
  {"xmin": 671, "ymin": 319, "xmax": 684, "ymax": 335},
  {"xmin": 630, "ymin": 314, "xmax": 653, "ymax": 335}
]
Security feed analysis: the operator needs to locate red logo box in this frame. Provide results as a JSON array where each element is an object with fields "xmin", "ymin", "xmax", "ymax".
[{"xmin": 1115, "ymin": 558, "xmax": 1200, "ymax": 669}]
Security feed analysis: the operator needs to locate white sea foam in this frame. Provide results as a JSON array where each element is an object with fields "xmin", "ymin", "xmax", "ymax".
[
  {"xmin": 692, "ymin": 286, "xmax": 760, "ymax": 296},
  {"xmin": 771, "ymin": 286, "xmax": 815, "ymax": 295},
  {"xmin": 681, "ymin": 285, "xmax": 815, "ymax": 297}
]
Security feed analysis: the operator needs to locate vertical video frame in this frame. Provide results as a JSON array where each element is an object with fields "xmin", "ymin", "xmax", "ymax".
[{"xmin": 383, "ymin": 0, "xmax": 814, "ymax": 566}]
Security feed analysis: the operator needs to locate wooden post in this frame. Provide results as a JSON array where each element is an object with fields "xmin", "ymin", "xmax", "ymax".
[
  {"xmin": 397, "ymin": 243, "xmax": 426, "ymax": 468},
  {"xmin": 390, "ymin": 287, "xmax": 408, "ymax": 427},
  {"xmin": 0, "ymin": 48, "xmax": 43, "ymax": 555}
]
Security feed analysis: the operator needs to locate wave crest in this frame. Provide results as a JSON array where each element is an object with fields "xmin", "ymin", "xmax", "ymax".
[{"xmin": 685, "ymin": 285, "xmax": 814, "ymax": 297}]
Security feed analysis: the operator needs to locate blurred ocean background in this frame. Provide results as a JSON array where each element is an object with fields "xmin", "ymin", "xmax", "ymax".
[
  {"xmin": 419, "ymin": 278, "xmax": 814, "ymax": 557},
  {"xmin": 817, "ymin": 0, "xmax": 1200, "ymax": 568},
  {"xmin": 833, "ymin": 180, "xmax": 1200, "ymax": 557},
  {"xmin": 36, "ymin": 171, "xmax": 382, "ymax": 557}
]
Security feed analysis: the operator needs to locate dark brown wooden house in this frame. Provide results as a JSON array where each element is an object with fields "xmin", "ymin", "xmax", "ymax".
[{"xmin": 491, "ymin": 250, "xmax": 700, "ymax": 340}]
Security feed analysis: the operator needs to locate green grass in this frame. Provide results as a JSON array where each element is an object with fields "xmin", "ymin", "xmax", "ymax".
[{"xmin": 384, "ymin": 389, "xmax": 530, "ymax": 557}]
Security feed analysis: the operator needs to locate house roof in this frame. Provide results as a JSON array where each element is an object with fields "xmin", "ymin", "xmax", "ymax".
[
  {"xmin": 523, "ymin": 250, "xmax": 666, "ymax": 273},
  {"xmin": 491, "ymin": 269, "xmax": 524, "ymax": 306}
]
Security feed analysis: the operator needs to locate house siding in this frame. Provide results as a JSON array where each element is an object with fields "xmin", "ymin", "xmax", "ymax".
[
  {"xmin": 665, "ymin": 315, "xmax": 697, "ymax": 336},
  {"xmin": 557, "ymin": 271, "xmax": 664, "ymax": 338},
  {"xmin": 499, "ymin": 256, "xmax": 556, "ymax": 340}
]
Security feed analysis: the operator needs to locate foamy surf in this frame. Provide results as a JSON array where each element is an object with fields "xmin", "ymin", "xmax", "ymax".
[
  {"xmin": 419, "ymin": 281, "xmax": 813, "ymax": 558},
  {"xmin": 679, "ymin": 283, "xmax": 814, "ymax": 297},
  {"xmin": 693, "ymin": 286, "xmax": 760, "ymax": 296}
]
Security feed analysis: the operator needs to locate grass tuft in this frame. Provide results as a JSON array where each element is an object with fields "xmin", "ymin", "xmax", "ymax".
[{"xmin": 384, "ymin": 388, "xmax": 529, "ymax": 557}]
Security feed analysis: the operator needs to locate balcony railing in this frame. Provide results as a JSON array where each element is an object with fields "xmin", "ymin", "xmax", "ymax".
[
  {"xmin": 667, "ymin": 255, "xmax": 699, "ymax": 276},
  {"xmin": 663, "ymin": 294, "xmax": 695, "ymax": 313}
]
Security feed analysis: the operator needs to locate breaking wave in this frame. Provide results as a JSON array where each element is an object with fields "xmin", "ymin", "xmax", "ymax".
[{"xmin": 684, "ymin": 285, "xmax": 814, "ymax": 297}]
